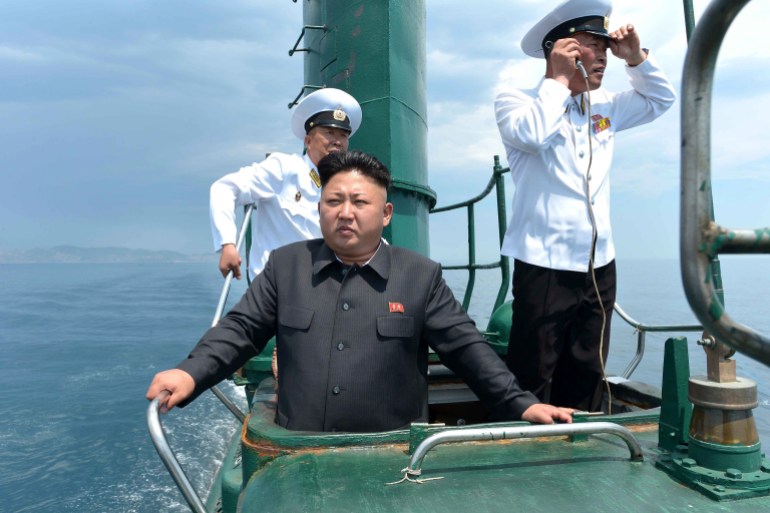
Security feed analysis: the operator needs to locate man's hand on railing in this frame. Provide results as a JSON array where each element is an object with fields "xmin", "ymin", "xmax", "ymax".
[
  {"xmin": 521, "ymin": 404, "xmax": 575, "ymax": 424},
  {"xmin": 146, "ymin": 369, "xmax": 196, "ymax": 413},
  {"xmin": 219, "ymin": 243, "xmax": 242, "ymax": 280}
]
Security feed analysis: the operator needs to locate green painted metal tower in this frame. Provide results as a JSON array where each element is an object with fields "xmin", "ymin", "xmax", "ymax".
[{"xmin": 297, "ymin": 0, "xmax": 436, "ymax": 256}]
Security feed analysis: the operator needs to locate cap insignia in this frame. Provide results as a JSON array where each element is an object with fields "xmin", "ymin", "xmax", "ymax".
[
  {"xmin": 333, "ymin": 108, "xmax": 346, "ymax": 121},
  {"xmin": 604, "ymin": 17, "xmax": 609, "ymax": 30}
]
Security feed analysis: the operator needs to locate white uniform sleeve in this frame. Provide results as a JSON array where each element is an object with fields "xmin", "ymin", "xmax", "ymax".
[
  {"xmin": 599, "ymin": 52, "xmax": 676, "ymax": 132},
  {"xmin": 494, "ymin": 79, "xmax": 572, "ymax": 154},
  {"xmin": 209, "ymin": 155, "xmax": 285, "ymax": 252}
]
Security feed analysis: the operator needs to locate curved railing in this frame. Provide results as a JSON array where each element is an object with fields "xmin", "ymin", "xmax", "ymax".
[
  {"xmin": 680, "ymin": 0, "xmax": 770, "ymax": 366},
  {"xmin": 432, "ymin": 157, "xmax": 706, "ymax": 379},
  {"xmin": 613, "ymin": 304, "xmax": 702, "ymax": 378},
  {"xmin": 430, "ymin": 156, "xmax": 511, "ymax": 312},
  {"xmin": 406, "ymin": 422, "xmax": 643, "ymax": 475},
  {"xmin": 147, "ymin": 205, "xmax": 255, "ymax": 510},
  {"xmin": 147, "ymin": 391, "xmax": 207, "ymax": 513}
]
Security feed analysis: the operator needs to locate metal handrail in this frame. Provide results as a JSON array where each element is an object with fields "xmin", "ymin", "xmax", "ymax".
[
  {"xmin": 431, "ymin": 156, "xmax": 705, "ymax": 377},
  {"xmin": 210, "ymin": 204, "xmax": 254, "ymax": 424},
  {"xmin": 430, "ymin": 156, "xmax": 511, "ymax": 312},
  {"xmin": 288, "ymin": 25, "xmax": 326, "ymax": 56},
  {"xmin": 407, "ymin": 421, "xmax": 643, "ymax": 474},
  {"xmin": 147, "ymin": 206, "xmax": 256, "ymax": 510},
  {"xmin": 680, "ymin": 0, "xmax": 770, "ymax": 366},
  {"xmin": 207, "ymin": 203, "xmax": 256, "ymax": 425},
  {"xmin": 147, "ymin": 391, "xmax": 207, "ymax": 513},
  {"xmin": 212, "ymin": 204, "xmax": 255, "ymax": 326},
  {"xmin": 613, "ymin": 303, "xmax": 702, "ymax": 379}
]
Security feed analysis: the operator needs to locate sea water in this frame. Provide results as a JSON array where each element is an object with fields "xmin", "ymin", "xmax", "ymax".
[
  {"xmin": 0, "ymin": 263, "xmax": 246, "ymax": 512},
  {"xmin": 1, "ymin": 259, "xmax": 768, "ymax": 512}
]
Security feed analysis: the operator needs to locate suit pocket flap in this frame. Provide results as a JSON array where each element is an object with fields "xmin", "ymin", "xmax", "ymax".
[
  {"xmin": 279, "ymin": 305, "xmax": 314, "ymax": 330},
  {"xmin": 377, "ymin": 316, "xmax": 414, "ymax": 338}
]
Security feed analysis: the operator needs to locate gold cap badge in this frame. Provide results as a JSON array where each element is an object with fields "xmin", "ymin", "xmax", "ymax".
[{"xmin": 333, "ymin": 108, "xmax": 347, "ymax": 121}]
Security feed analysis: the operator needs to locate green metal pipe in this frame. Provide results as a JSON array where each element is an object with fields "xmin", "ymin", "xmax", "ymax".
[{"xmin": 682, "ymin": 0, "xmax": 696, "ymax": 41}]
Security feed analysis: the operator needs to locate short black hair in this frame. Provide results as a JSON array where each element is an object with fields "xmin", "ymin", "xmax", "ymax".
[{"xmin": 317, "ymin": 150, "xmax": 391, "ymax": 190}]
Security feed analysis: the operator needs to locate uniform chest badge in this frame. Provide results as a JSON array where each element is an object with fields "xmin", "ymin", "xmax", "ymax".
[
  {"xmin": 591, "ymin": 114, "xmax": 611, "ymax": 134},
  {"xmin": 310, "ymin": 169, "xmax": 322, "ymax": 188},
  {"xmin": 389, "ymin": 301, "xmax": 405, "ymax": 314},
  {"xmin": 295, "ymin": 191, "xmax": 301, "ymax": 202}
]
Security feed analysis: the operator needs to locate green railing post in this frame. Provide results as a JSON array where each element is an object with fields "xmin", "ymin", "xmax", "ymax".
[
  {"xmin": 462, "ymin": 203, "xmax": 476, "ymax": 311},
  {"xmin": 493, "ymin": 155, "xmax": 510, "ymax": 312},
  {"xmin": 430, "ymin": 157, "xmax": 511, "ymax": 314}
]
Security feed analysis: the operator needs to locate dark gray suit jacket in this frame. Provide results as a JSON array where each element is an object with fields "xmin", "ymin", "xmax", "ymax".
[{"xmin": 178, "ymin": 239, "xmax": 537, "ymax": 432}]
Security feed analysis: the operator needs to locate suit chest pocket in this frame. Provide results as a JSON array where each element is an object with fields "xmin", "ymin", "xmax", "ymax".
[
  {"xmin": 377, "ymin": 316, "xmax": 415, "ymax": 339},
  {"xmin": 278, "ymin": 305, "xmax": 314, "ymax": 332}
]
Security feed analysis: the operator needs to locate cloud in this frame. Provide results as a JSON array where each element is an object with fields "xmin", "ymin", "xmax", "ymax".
[
  {"xmin": 0, "ymin": 1, "xmax": 304, "ymax": 253},
  {"xmin": 2, "ymin": 0, "xmax": 770, "ymax": 261},
  {"xmin": 0, "ymin": 45, "xmax": 44, "ymax": 62}
]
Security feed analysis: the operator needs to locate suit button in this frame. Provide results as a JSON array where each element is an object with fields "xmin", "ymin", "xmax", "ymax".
[
  {"xmin": 342, "ymin": 303, "xmax": 350, "ymax": 311},
  {"xmin": 337, "ymin": 343, "xmax": 344, "ymax": 351},
  {"xmin": 332, "ymin": 386, "xmax": 341, "ymax": 395},
  {"xmin": 578, "ymin": 151, "xmax": 585, "ymax": 158}
]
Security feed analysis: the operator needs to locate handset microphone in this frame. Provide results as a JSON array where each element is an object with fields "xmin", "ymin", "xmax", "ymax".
[{"xmin": 576, "ymin": 60, "xmax": 589, "ymax": 79}]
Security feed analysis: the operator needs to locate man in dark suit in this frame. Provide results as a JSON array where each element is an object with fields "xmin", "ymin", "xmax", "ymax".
[{"xmin": 147, "ymin": 151, "xmax": 573, "ymax": 432}]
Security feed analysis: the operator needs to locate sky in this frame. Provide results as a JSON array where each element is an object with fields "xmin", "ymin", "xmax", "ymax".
[{"xmin": 2, "ymin": 0, "xmax": 769, "ymax": 264}]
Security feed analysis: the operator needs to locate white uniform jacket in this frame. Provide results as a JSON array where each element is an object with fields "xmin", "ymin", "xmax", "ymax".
[
  {"xmin": 494, "ymin": 53, "xmax": 675, "ymax": 272},
  {"xmin": 210, "ymin": 153, "xmax": 322, "ymax": 279}
]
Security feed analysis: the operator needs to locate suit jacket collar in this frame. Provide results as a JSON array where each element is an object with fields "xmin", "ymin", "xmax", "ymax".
[{"xmin": 312, "ymin": 240, "xmax": 390, "ymax": 280}]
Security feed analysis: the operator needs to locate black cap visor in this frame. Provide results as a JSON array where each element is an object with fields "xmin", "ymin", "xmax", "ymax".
[
  {"xmin": 542, "ymin": 15, "xmax": 610, "ymax": 54},
  {"xmin": 304, "ymin": 110, "xmax": 352, "ymax": 134}
]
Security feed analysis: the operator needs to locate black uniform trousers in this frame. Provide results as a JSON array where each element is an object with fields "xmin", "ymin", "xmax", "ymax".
[{"xmin": 506, "ymin": 259, "xmax": 616, "ymax": 412}]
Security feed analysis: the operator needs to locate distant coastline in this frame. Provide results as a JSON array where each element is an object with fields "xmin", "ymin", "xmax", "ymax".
[{"xmin": 0, "ymin": 245, "xmax": 212, "ymax": 264}]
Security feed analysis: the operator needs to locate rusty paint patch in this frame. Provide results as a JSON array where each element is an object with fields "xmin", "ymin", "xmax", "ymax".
[{"xmin": 241, "ymin": 418, "xmax": 287, "ymax": 457}]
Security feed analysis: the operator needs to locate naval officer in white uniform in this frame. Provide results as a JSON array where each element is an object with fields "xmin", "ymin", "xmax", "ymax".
[
  {"xmin": 494, "ymin": 0, "xmax": 675, "ymax": 411},
  {"xmin": 210, "ymin": 88, "xmax": 362, "ymax": 281}
]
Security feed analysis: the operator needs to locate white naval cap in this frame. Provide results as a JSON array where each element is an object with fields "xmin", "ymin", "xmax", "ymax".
[
  {"xmin": 521, "ymin": 0, "xmax": 612, "ymax": 58},
  {"xmin": 290, "ymin": 88, "xmax": 363, "ymax": 140}
]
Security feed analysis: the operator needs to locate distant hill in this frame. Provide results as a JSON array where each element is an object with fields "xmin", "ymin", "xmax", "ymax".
[{"xmin": 0, "ymin": 245, "xmax": 212, "ymax": 264}]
